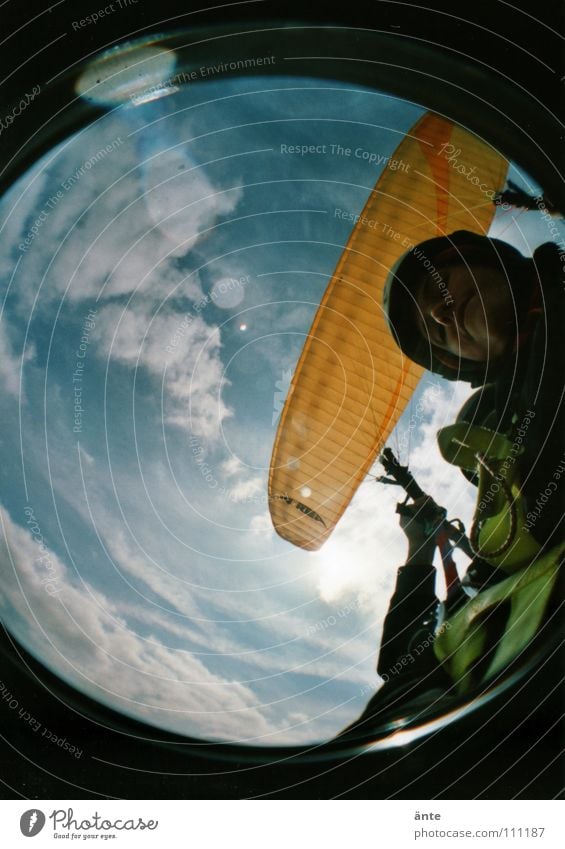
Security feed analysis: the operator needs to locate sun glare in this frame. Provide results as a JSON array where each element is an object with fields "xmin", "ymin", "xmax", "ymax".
[{"xmin": 313, "ymin": 538, "xmax": 361, "ymax": 603}]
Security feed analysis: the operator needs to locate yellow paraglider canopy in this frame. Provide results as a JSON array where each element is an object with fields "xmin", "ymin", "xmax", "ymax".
[{"xmin": 269, "ymin": 112, "xmax": 508, "ymax": 551}]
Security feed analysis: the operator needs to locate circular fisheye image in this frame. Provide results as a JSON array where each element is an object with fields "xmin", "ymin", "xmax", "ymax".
[{"xmin": 0, "ymin": 40, "xmax": 563, "ymax": 750}]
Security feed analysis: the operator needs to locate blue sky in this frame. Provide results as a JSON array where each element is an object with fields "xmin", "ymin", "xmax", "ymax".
[{"xmin": 0, "ymin": 71, "xmax": 563, "ymax": 745}]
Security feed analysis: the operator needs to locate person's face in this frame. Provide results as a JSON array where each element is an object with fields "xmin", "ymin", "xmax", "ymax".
[{"xmin": 414, "ymin": 263, "xmax": 515, "ymax": 362}]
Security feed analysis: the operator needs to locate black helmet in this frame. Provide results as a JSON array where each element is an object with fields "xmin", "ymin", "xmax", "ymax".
[{"xmin": 382, "ymin": 230, "xmax": 530, "ymax": 386}]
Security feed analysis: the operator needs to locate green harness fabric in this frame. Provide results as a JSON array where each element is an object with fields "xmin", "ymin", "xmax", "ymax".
[{"xmin": 434, "ymin": 542, "xmax": 563, "ymax": 692}]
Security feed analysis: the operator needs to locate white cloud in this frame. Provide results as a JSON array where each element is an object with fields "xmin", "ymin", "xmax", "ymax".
[
  {"xmin": 249, "ymin": 511, "xmax": 274, "ymax": 534},
  {"xmin": 78, "ymin": 444, "xmax": 95, "ymax": 466},
  {"xmin": 0, "ymin": 503, "xmax": 298, "ymax": 743},
  {"xmin": 141, "ymin": 144, "xmax": 243, "ymax": 252},
  {"xmin": 4, "ymin": 117, "xmax": 241, "ymax": 307},
  {"xmin": 99, "ymin": 526, "xmax": 202, "ymax": 620},
  {"xmin": 0, "ymin": 160, "xmax": 49, "ymax": 282},
  {"xmin": 0, "ymin": 320, "xmax": 34, "ymax": 397},
  {"xmin": 223, "ymin": 474, "xmax": 265, "ymax": 503},
  {"xmin": 101, "ymin": 513, "xmax": 373, "ymax": 691},
  {"xmin": 93, "ymin": 302, "xmax": 232, "ymax": 439},
  {"xmin": 408, "ymin": 379, "xmax": 477, "ymax": 518},
  {"xmin": 219, "ymin": 455, "xmax": 244, "ymax": 477}
]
